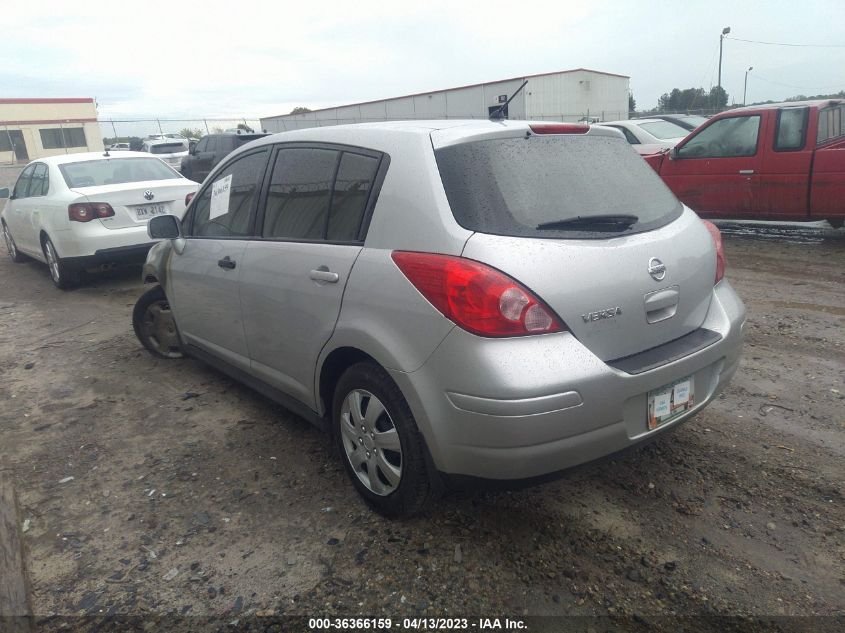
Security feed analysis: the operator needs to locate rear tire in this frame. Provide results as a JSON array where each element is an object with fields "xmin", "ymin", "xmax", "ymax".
[
  {"xmin": 333, "ymin": 361, "xmax": 437, "ymax": 518},
  {"xmin": 133, "ymin": 285, "xmax": 185, "ymax": 359},
  {"xmin": 2, "ymin": 221, "xmax": 26, "ymax": 263},
  {"xmin": 42, "ymin": 236, "xmax": 80, "ymax": 289}
]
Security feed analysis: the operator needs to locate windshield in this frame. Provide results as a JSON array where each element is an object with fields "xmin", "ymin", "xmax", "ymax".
[
  {"xmin": 60, "ymin": 157, "xmax": 181, "ymax": 188},
  {"xmin": 637, "ymin": 121, "xmax": 689, "ymax": 140},
  {"xmin": 435, "ymin": 134, "xmax": 682, "ymax": 238},
  {"xmin": 148, "ymin": 143, "xmax": 185, "ymax": 154}
]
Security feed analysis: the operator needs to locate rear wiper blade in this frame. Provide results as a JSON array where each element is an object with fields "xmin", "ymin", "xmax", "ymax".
[{"xmin": 536, "ymin": 214, "xmax": 639, "ymax": 230}]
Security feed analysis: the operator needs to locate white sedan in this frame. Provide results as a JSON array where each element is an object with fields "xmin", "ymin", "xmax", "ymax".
[
  {"xmin": 1, "ymin": 152, "xmax": 198, "ymax": 288},
  {"xmin": 598, "ymin": 118, "xmax": 690, "ymax": 154}
]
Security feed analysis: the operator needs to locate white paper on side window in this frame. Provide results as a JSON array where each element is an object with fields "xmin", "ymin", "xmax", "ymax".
[{"xmin": 209, "ymin": 174, "xmax": 232, "ymax": 220}]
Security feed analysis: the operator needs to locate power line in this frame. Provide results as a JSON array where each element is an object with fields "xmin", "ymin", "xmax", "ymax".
[
  {"xmin": 750, "ymin": 74, "xmax": 845, "ymax": 92},
  {"xmin": 725, "ymin": 36, "xmax": 845, "ymax": 48}
]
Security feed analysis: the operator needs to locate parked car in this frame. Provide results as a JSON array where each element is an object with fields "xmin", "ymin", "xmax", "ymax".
[
  {"xmin": 134, "ymin": 120, "xmax": 745, "ymax": 516},
  {"xmin": 108, "ymin": 142, "xmax": 131, "ymax": 151},
  {"xmin": 637, "ymin": 114, "xmax": 710, "ymax": 131},
  {"xmin": 599, "ymin": 119, "xmax": 689, "ymax": 154},
  {"xmin": 180, "ymin": 132, "xmax": 269, "ymax": 183},
  {"xmin": 643, "ymin": 100, "xmax": 845, "ymax": 226},
  {"xmin": 142, "ymin": 139, "xmax": 189, "ymax": 170},
  {"xmin": 0, "ymin": 152, "xmax": 198, "ymax": 288},
  {"xmin": 148, "ymin": 133, "xmax": 190, "ymax": 146}
]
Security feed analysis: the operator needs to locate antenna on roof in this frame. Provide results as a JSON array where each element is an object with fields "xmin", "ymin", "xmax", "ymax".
[{"xmin": 489, "ymin": 80, "xmax": 528, "ymax": 121}]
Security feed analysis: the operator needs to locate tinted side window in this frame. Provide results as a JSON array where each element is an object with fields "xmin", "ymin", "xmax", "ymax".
[
  {"xmin": 262, "ymin": 148, "xmax": 339, "ymax": 240},
  {"xmin": 30, "ymin": 163, "xmax": 49, "ymax": 196},
  {"xmin": 188, "ymin": 149, "xmax": 268, "ymax": 238},
  {"xmin": 195, "ymin": 137, "xmax": 208, "ymax": 152},
  {"xmin": 13, "ymin": 164, "xmax": 35, "ymax": 198},
  {"xmin": 775, "ymin": 108, "xmax": 808, "ymax": 151},
  {"xmin": 205, "ymin": 136, "xmax": 218, "ymax": 153},
  {"xmin": 327, "ymin": 152, "xmax": 380, "ymax": 241},
  {"xmin": 677, "ymin": 115, "xmax": 760, "ymax": 158}
]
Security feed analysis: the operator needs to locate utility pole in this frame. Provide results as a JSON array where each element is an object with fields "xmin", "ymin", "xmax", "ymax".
[
  {"xmin": 717, "ymin": 26, "xmax": 731, "ymax": 110},
  {"xmin": 743, "ymin": 66, "xmax": 753, "ymax": 106}
]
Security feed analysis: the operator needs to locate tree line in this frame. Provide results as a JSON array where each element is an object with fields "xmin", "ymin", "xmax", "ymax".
[{"xmin": 630, "ymin": 87, "xmax": 843, "ymax": 115}]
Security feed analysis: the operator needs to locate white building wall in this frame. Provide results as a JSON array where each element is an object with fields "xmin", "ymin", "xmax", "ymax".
[
  {"xmin": 261, "ymin": 70, "xmax": 628, "ymax": 132},
  {"xmin": 525, "ymin": 71, "xmax": 629, "ymax": 122}
]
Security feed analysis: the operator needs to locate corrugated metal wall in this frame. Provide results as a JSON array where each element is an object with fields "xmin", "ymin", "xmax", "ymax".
[{"xmin": 261, "ymin": 71, "xmax": 628, "ymax": 132}]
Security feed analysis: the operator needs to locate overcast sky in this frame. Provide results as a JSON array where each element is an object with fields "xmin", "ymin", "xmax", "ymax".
[{"xmin": 3, "ymin": 0, "xmax": 844, "ymax": 123}]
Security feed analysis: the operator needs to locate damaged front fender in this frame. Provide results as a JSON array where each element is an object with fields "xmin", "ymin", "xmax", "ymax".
[{"xmin": 142, "ymin": 239, "xmax": 174, "ymax": 287}]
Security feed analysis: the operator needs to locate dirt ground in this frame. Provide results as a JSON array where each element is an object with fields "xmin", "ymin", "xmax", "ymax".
[{"xmin": 0, "ymin": 163, "xmax": 843, "ymax": 629}]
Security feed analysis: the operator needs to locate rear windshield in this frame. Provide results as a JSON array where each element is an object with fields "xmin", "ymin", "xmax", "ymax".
[
  {"xmin": 60, "ymin": 158, "xmax": 181, "ymax": 188},
  {"xmin": 435, "ymin": 135, "xmax": 682, "ymax": 238},
  {"xmin": 638, "ymin": 121, "xmax": 689, "ymax": 140},
  {"xmin": 680, "ymin": 115, "xmax": 708, "ymax": 128},
  {"xmin": 234, "ymin": 134, "xmax": 267, "ymax": 146},
  {"xmin": 148, "ymin": 143, "xmax": 185, "ymax": 154}
]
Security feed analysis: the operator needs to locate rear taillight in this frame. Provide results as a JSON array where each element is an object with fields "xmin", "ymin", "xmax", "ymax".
[
  {"xmin": 68, "ymin": 202, "xmax": 115, "ymax": 222},
  {"xmin": 185, "ymin": 192, "xmax": 196, "ymax": 206},
  {"xmin": 529, "ymin": 123, "xmax": 590, "ymax": 135},
  {"xmin": 391, "ymin": 251, "xmax": 565, "ymax": 337},
  {"xmin": 702, "ymin": 220, "xmax": 726, "ymax": 284}
]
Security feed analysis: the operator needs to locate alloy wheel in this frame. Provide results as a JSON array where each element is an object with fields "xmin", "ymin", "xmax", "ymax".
[
  {"xmin": 339, "ymin": 389, "xmax": 403, "ymax": 496},
  {"xmin": 2, "ymin": 223, "xmax": 16, "ymax": 260},
  {"xmin": 44, "ymin": 240, "xmax": 61, "ymax": 283}
]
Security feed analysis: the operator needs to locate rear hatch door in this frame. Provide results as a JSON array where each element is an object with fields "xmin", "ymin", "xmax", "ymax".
[{"xmin": 433, "ymin": 126, "xmax": 717, "ymax": 362}]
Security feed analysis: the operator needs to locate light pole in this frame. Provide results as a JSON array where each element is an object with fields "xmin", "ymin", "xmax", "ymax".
[
  {"xmin": 743, "ymin": 66, "xmax": 753, "ymax": 106},
  {"xmin": 717, "ymin": 26, "xmax": 731, "ymax": 110}
]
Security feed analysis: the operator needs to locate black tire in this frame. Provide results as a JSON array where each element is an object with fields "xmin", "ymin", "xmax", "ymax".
[
  {"xmin": 2, "ymin": 221, "xmax": 26, "ymax": 263},
  {"xmin": 41, "ymin": 236, "xmax": 80, "ymax": 289},
  {"xmin": 333, "ymin": 361, "xmax": 437, "ymax": 518},
  {"xmin": 132, "ymin": 285, "xmax": 185, "ymax": 359}
]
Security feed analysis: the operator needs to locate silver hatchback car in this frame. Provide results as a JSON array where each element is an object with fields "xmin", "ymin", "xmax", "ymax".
[{"xmin": 134, "ymin": 120, "xmax": 745, "ymax": 517}]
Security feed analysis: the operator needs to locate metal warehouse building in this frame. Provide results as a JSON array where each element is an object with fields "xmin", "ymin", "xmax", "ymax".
[
  {"xmin": 261, "ymin": 68, "xmax": 630, "ymax": 132},
  {"xmin": 1, "ymin": 98, "xmax": 104, "ymax": 163}
]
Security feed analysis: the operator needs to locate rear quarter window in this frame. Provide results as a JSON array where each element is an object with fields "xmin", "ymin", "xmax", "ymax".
[
  {"xmin": 434, "ymin": 134, "xmax": 682, "ymax": 239},
  {"xmin": 817, "ymin": 105, "xmax": 844, "ymax": 144}
]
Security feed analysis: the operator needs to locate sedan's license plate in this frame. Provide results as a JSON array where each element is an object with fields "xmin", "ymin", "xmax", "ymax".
[
  {"xmin": 133, "ymin": 204, "xmax": 168, "ymax": 220},
  {"xmin": 647, "ymin": 376, "xmax": 694, "ymax": 430}
]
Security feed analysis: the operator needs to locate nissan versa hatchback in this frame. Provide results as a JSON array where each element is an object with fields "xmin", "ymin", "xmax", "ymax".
[{"xmin": 133, "ymin": 120, "xmax": 745, "ymax": 517}]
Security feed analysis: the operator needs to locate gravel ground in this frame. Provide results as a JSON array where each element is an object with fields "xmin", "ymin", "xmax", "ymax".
[{"xmin": 0, "ymin": 165, "xmax": 842, "ymax": 630}]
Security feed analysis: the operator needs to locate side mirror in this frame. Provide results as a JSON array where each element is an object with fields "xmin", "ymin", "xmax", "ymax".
[
  {"xmin": 148, "ymin": 214, "xmax": 182, "ymax": 240},
  {"xmin": 189, "ymin": 141, "xmax": 197, "ymax": 154},
  {"xmin": 669, "ymin": 146, "xmax": 680, "ymax": 161},
  {"xmin": 0, "ymin": 187, "xmax": 9, "ymax": 199}
]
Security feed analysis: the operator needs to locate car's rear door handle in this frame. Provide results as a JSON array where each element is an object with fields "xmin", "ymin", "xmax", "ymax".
[
  {"xmin": 218, "ymin": 256, "xmax": 236, "ymax": 270},
  {"xmin": 309, "ymin": 267, "xmax": 339, "ymax": 283},
  {"xmin": 738, "ymin": 169, "xmax": 754, "ymax": 175}
]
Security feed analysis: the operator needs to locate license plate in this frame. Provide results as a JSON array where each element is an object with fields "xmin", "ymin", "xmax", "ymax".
[
  {"xmin": 647, "ymin": 376, "xmax": 694, "ymax": 430},
  {"xmin": 133, "ymin": 204, "xmax": 168, "ymax": 220}
]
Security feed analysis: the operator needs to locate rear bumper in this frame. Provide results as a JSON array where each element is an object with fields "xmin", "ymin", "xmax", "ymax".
[
  {"xmin": 389, "ymin": 280, "xmax": 745, "ymax": 481},
  {"xmin": 64, "ymin": 242, "xmax": 155, "ymax": 269}
]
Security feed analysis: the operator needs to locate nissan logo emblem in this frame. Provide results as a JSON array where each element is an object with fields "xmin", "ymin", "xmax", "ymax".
[
  {"xmin": 143, "ymin": 190, "xmax": 155, "ymax": 201},
  {"xmin": 648, "ymin": 257, "xmax": 666, "ymax": 281}
]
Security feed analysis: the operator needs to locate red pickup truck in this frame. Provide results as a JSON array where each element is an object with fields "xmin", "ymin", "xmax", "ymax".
[{"xmin": 643, "ymin": 100, "xmax": 845, "ymax": 227}]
